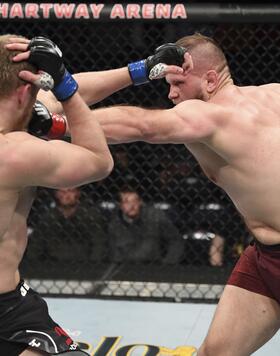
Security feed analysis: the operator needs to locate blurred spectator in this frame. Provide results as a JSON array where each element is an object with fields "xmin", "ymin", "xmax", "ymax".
[
  {"xmin": 26, "ymin": 188, "xmax": 108, "ymax": 267},
  {"xmin": 184, "ymin": 202, "xmax": 228, "ymax": 267},
  {"xmin": 208, "ymin": 232, "xmax": 225, "ymax": 267},
  {"xmin": 108, "ymin": 187, "xmax": 184, "ymax": 264},
  {"xmin": 92, "ymin": 146, "xmax": 138, "ymax": 201}
]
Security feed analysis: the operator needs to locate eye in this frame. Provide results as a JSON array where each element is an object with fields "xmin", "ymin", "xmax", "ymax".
[{"xmin": 174, "ymin": 81, "xmax": 184, "ymax": 87}]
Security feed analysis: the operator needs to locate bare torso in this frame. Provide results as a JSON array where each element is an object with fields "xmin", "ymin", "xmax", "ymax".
[
  {"xmin": 0, "ymin": 133, "xmax": 36, "ymax": 293},
  {"xmin": 186, "ymin": 83, "xmax": 280, "ymax": 244}
]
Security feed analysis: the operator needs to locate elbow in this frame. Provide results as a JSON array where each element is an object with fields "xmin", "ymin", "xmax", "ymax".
[
  {"xmin": 93, "ymin": 152, "xmax": 114, "ymax": 181},
  {"xmin": 103, "ymin": 154, "xmax": 114, "ymax": 178}
]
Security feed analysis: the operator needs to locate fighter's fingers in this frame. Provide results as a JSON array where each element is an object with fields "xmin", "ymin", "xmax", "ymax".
[
  {"xmin": 149, "ymin": 63, "xmax": 183, "ymax": 80},
  {"xmin": 5, "ymin": 43, "xmax": 29, "ymax": 52},
  {"xmin": 19, "ymin": 71, "xmax": 54, "ymax": 91},
  {"xmin": 10, "ymin": 51, "xmax": 30, "ymax": 62},
  {"xmin": 19, "ymin": 70, "xmax": 40, "ymax": 83},
  {"xmin": 182, "ymin": 52, "xmax": 194, "ymax": 73},
  {"xmin": 164, "ymin": 65, "xmax": 184, "ymax": 75},
  {"xmin": 6, "ymin": 37, "xmax": 30, "ymax": 44}
]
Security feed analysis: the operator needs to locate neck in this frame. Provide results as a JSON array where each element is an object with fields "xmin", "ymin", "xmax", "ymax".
[
  {"xmin": 0, "ymin": 96, "xmax": 22, "ymax": 134},
  {"xmin": 208, "ymin": 70, "xmax": 233, "ymax": 101}
]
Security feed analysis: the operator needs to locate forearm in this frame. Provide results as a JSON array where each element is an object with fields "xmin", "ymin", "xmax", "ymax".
[
  {"xmin": 62, "ymin": 93, "xmax": 113, "ymax": 167},
  {"xmin": 44, "ymin": 105, "xmax": 148, "ymax": 143},
  {"xmin": 74, "ymin": 67, "xmax": 132, "ymax": 106},
  {"xmin": 91, "ymin": 106, "xmax": 151, "ymax": 144},
  {"xmin": 38, "ymin": 67, "xmax": 132, "ymax": 114}
]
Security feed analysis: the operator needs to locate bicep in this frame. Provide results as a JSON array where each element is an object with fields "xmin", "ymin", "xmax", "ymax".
[
  {"xmin": 144, "ymin": 101, "xmax": 224, "ymax": 144},
  {"xmin": 13, "ymin": 137, "xmax": 105, "ymax": 188}
]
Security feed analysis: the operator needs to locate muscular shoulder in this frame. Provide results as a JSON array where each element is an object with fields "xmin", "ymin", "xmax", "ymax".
[
  {"xmin": 259, "ymin": 83, "xmax": 280, "ymax": 92},
  {"xmin": 0, "ymin": 132, "xmax": 40, "ymax": 186},
  {"xmin": 239, "ymin": 83, "xmax": 280, "ymax": 101},
  {"xmin": 0, "ymin": 131, "xmax": 39, "ymax": 146},
  {"xmin": 0, "ymin": 132, "xmax": 40, "ymax": 161},
  {"xmin": 175, "ymin": 99, "xmax": 231, "ymax": 126}
]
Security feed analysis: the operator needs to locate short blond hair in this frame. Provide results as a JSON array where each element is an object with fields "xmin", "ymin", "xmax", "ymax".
[
  {"xmin": 176, "ymin": 33, "xmax": 229, "ymax": 73},
  {"xmin": 0, "ymin": 34, "xmax": 36, "ymax": 97}
]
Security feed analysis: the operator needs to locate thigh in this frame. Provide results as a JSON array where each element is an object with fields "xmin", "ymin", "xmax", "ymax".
[{"xmin": 199, "ymin": 285, "xmax": 280, "ymax": 356}]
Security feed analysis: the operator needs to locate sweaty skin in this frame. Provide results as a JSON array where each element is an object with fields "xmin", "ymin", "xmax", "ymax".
[{"xmin": 191, "ymin": 83, "xmax": 280, "ymax": 245}]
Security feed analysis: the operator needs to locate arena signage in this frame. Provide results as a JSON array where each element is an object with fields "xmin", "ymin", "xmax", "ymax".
[
  {"xmin": 0, "ymin": 3, "xmax": 187, "ymax": 20},
  {"xmin": 76, "ymin": 336, "xmax": 197, "ymax": 355}
]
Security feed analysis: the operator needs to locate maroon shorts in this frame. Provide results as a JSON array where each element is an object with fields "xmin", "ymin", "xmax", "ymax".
[{"xmin": 227, "ymin": 241, "xmax": 280, "ymax": 304}]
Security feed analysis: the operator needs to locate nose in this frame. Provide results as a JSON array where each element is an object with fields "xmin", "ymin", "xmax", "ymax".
[{"xmin": 168, "ymin": 86, "xmax": 178, "ymax": 101}]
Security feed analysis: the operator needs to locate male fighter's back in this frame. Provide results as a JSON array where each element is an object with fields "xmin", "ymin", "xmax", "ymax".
[{"xmin": 0, "ymin": 132, "xmax": 40, "ymax": 294}]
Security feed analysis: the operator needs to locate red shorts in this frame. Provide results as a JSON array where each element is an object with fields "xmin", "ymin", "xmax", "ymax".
[{"xmin": 227, "ymin": 241, "xmax": 280, "ymax": 304}]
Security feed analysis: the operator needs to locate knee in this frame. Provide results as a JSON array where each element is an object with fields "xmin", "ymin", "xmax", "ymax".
[
  {"xmin": 197, "ymin": 343, "xmax": 209, "ymax": 356},
  {"xmin": 198, "ymin": 340, "xmax": 225, "ymax": 356}
]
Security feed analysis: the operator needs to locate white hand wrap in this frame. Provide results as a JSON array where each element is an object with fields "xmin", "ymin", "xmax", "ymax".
[
  {"xmin": 34, "ymin": 72, "xmax": 54, "ymax": 91},
  {"xmin": 148, "ymin": 63, "xmax": 168, "ymax": 80}
]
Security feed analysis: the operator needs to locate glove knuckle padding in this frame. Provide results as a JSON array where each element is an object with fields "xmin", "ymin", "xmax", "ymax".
[
  {"xmin": 28, "ymin": 38, "xmax": 64, "ymax": 86},
  {"xmin": 29, "ymin": 100, "xmax": 52, "ymax": 136},
  {"xmin": 128, "ymin": 43, "xmax": 185, "ymax": 86},
  {"xmin": 147, "ymin": 43, "xmax": 185, "ymax": 71},
  {"xmin": 29, "ymin": 100, "xmax": 66, "ymax": 138},
  {"xmin": 27, "ymin": 36, "xmax": 78, "ymax": 101}
]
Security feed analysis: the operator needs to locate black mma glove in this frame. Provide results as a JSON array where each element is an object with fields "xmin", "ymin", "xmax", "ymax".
[
  {"xmin": 29, "ymin": 100, "xmax": 67, "ymax": 139},
  {"xmin": 128, "ymin": 43, "xmax": 186, "ymax": 86},
  {"xmin": 27, "ymin": 36, "xmax": 78, "ymax": 101}
]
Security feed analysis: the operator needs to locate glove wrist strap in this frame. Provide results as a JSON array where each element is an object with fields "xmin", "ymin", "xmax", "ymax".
[
  {"xmin": 52, "ymin": 70, "xmax": 78, "ymax": 101},
  {"xmin": 128, "ymin": 60, "xmax": 149, "ymax": 86}
]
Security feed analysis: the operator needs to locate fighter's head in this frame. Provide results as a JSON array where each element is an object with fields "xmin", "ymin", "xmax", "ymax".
[
  {"xmin": 0, "ymin": 34, "xmax": 37, "ymax": 130},
  {"xmin": 166, "ymin": 33, "xmax": 232, "ymax": 104}
]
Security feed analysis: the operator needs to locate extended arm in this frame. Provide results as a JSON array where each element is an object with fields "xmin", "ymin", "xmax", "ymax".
[
  {"xmin": 37, "ymin": 43, "xmax": 186, "ymax": 114},
  {"xmin": 91, "ymin": 100, "xmax": 227, "ymax": 144},
  {"xmin": 37, "ymin": 67, "xmax": 132, "ymax": 114}
]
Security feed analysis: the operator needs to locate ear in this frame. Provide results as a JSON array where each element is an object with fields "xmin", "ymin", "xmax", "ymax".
[
  {"xmin": 206, "ymin": 70, "xmax": 218, "ymax": 93},
  {"xmin": 16, "ymin": 83, "xmax": 33, "ymax": 106}
]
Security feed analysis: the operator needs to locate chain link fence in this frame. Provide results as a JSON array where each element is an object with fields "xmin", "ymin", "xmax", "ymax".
[{"xmin": 3, "ymin": 2, "xmax": 279, "ymax": 301}]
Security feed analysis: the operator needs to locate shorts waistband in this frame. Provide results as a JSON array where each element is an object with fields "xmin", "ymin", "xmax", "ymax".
[
  {"xmin": 0, "ymin": 281, "xmax": 29, "ymax": 318},
  {"xmin": 0, "ymin": 280, "xmax": 29, "ymax": 299},
  {"xmin": 254, "ymin": 239, "xmax": 280, "ymax": 251}
]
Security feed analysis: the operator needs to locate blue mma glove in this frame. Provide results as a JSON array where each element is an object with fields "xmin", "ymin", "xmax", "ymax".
[
  {"xmin": 28, "ymin": 36, "xmax": 78, "ymax": 101},
  {"xmin": 128, "ymin": 43, "xmax": 186, "ymax": 86}
]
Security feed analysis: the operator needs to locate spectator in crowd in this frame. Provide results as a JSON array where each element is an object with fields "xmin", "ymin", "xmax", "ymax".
[
  {"xmin": 191, "ymin": 201, "xmax": 227, "ymax": 267},
  {"xmin": 108, "ymin": 186, "xmax": 184, "ymax": 264},
  {"xmin": 108, "ymin": 146, "xmax": 137, "ymax": 189},
  {"xmin": 155, "ymin": 156, "xmax": 226, "ymax": 267},
  {"xmin": 208, "ymin": 232, "xmax": 225, "ymax": 266},
  {"xmin": 27, "ymin": 188, "xmax": 108, "ymax": 269},
  {"xmin": 91, "ymin": 146, "xmax": 139, "ymax": 202}
]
